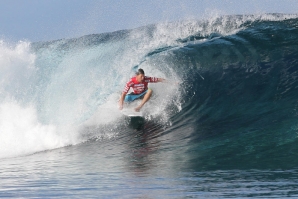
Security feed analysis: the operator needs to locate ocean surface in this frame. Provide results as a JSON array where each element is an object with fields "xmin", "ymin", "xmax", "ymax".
[{"xmin": 1, "ymin": 13, "xmax": 298, "ymax": 198}]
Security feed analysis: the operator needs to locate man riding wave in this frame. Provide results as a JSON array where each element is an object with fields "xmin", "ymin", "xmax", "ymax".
[{"xmin": 119, "ymin": 69, "xmax": 165, "ymax": 112}]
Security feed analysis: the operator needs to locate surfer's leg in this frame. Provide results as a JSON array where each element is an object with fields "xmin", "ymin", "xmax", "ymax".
[
  {"xmin": 124, "ymin": 94, "xmax": 133, "ymax": 102},
  {"xmin": 135, "ymin": 89, "xmax": 152, "ymax": 112}
]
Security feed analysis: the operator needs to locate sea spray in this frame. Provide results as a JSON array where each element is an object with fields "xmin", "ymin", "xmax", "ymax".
[{"xmin": 0, "ymin": 41, "xmax": 80, "ymax": 158}]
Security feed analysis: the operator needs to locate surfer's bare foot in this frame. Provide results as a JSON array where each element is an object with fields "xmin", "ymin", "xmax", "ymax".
[{"xmin": 135, "ymin": 106, "xmax": 142, "ymax": 112}]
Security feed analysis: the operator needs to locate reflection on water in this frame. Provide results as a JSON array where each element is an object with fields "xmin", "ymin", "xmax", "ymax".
[
  {"xmin": 1, "ymin": 149, "xmax": 298, "ymax": 198},
  {"xmin": 1, "ymin": 120, "xmax": 298, "ymax": 198}
]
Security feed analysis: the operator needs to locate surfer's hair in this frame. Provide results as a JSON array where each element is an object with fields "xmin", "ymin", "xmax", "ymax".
[{"xmin": 136, "ymin": 68, "xmax": 145, "ymax": 75}]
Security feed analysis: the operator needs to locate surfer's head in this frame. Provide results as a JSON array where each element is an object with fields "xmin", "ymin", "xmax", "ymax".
[
  {"xmin": 136, "ymin": 68, "xmax": 145, "ymax": 82},
  {"xmin": 136, "ymin": 68, "xmax": 144, "ymax": 75}
]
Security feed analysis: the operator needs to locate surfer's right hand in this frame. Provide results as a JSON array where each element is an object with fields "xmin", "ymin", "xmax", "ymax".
[{"xmin": 118, "ymin": 102, "xmax": 123, "ymax": 110}]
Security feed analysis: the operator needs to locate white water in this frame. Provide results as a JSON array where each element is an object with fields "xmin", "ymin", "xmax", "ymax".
[
  {"xmin": 0, "ymin": 28, "xmax": 181, "ymax": 159},
  {"xmin": 0, "ymin": 41, "xmax": 81, "ymax": 159}
]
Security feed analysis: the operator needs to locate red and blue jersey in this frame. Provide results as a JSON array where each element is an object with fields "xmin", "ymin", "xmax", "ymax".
[{"xmin": 123, "ymin": 76, "xmax": 158, "ymax": 94}]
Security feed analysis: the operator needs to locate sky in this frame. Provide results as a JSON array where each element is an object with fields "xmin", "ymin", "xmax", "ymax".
[{"xmin": 0, "ymin": 0, "xmax": 297, "ymax": 42}]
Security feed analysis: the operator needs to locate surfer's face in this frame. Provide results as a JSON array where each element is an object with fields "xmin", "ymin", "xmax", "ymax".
[{"xmin": 136, "ymin": 74, "xmax": 145, "ymax": 82}]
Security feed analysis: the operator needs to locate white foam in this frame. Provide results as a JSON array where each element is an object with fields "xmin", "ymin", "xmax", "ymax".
[
  {"xmin": 0, "ymin": 101, "xmax": 79, "ymax": 159},
  {"xmin": 0, "ymin": 40, "xmax": 36, "ymax": 97},
  {"xmin": 0, "ymin": 41, "xmax": 82, "ymax": 159}
]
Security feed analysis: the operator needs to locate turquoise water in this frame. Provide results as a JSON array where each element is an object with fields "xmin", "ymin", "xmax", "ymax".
[{"xmin": 1, "ymin": 136, "xmax": 298, "ymax": 198}]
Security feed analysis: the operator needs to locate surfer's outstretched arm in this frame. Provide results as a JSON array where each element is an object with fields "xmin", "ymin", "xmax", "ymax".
[
  {"xmin": 157, "ymin": 78, "xmax": 179, "ymax": 84},
  {"xmin": 157, "ymin": 78, "xmax": 166, "ymax": 82},
  {"xmin": 119, "ymin": 92, "xmax": 127, "ymax": 110}
]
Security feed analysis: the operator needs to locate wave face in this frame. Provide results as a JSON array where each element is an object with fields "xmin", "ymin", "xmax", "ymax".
[{"xmin": 1, "ymin": 14, "xmax": 298, "ymax": 169}]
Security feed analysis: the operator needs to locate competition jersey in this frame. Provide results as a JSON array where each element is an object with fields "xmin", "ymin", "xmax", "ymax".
[{"xmin": 123, "ymin": 76, "xmax": 158, "ymax": 94}]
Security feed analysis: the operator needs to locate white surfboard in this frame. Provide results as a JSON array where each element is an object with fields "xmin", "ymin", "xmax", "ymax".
[{"xmin": 121, "ymin": 108, "xmax": 143, "ymax": 117}]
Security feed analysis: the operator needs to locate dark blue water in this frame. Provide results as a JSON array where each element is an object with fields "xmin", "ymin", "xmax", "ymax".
[{"xmin": 1, "ymin": 14, "xmax": 298, "ymax": 198}]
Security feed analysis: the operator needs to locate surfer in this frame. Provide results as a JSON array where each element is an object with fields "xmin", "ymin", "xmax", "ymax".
[{"xmin": 119, "ymin": 68, "xmax": 165, "ymax": 112}]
